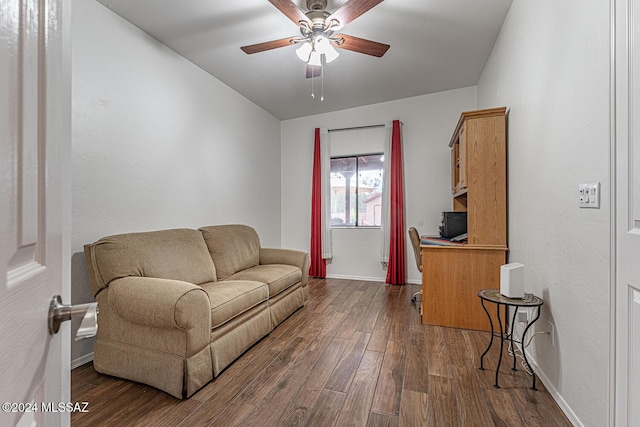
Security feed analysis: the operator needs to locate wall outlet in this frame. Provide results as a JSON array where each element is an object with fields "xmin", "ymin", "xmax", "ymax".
[
  {"xmin": 548, "ymin": 321, "xmax": 556, "ymax": 347},
  {"xmin": 516, "ymin": 309, "xmax": 528, "ymax": 323}
]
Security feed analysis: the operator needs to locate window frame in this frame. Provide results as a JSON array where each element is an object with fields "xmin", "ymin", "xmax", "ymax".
[{"xmin": 330, "ymin": 152, "xmax": 384, "ymax": 229}]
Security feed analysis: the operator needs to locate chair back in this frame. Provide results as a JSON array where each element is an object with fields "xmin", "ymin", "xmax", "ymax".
[{"xmin": 408, "ymin": 227, "xmax": 422, "ymax": 272}]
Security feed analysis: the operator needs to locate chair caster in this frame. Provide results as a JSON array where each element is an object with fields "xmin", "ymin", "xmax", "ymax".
[{"xmin": 411, "ymin": 291, "xmax": 421, "ymax": 304}]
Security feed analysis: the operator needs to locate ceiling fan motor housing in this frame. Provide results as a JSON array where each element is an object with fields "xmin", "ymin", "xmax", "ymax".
[
  {"xmin": 306, "ymin": 10, "xmax": 331, "ymax": 29},
  {"xmin": 306, "ymin": 0, "xmax": 327, "ymax": 11}
]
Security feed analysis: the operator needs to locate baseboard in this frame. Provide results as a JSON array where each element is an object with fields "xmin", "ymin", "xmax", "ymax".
[
  {"xmin": 506, "ymin": 327, "xmax": 583, "ymax": 427},
  {"xmin": 326, "ymin": 274, "xmax": 386, "ymax": 282},
  {"xmin": 71, "ymin": 352, "xmax": 94, "ymax": 370},
  {"xmin": 325, "ymin": 274, "xmax": 421, "ymax": 285},
  {"xmin": 522, "ymin": 348, "xmax": 584, "ymax": 426}
]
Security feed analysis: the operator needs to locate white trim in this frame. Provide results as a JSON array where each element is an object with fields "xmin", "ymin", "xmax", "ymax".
[
  {"xmin": 71, "ymin": 352, "xmax": 94, "ymax": 370},
  {"xmin": 609, "ymin": 0, "xmax": 618, "ymax": 425},
  {"xmin": 324, "ymin": 274, "xmax": 420, "ymax": 285},
  {"xmin": 505, "ymin": 330, "xmax": 585, "ymax": 426},
  {"xmin": 326, "ymin": 274, "xmax": 386, "ymax": 282},
  {"xmin": 523, "ymin": 349, "xmax": 585, "ymax": 427}
]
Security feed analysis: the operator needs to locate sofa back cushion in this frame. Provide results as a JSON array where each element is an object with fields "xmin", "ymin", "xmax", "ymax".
[
  {"xmin": 85, "ymin": 228, "xmax": 217, "ymax": 296},
  {"xmin": 199, "ymin": 225, "xmax": 260, "ymax": 280}
]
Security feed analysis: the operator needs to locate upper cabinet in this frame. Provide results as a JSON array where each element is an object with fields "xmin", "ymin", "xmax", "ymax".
[
  {"xmin": 448, "ymin": 107, "xmax": 507, "ymax": 247},
  {"xmin": 451, "ymin": 122, "xmax": 467, "ymax": 194}
]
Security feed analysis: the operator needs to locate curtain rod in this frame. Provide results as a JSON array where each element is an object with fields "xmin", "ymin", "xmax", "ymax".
[{"xmin": 328, "ymin": 124, "xmax": 385, "ymax": 132}]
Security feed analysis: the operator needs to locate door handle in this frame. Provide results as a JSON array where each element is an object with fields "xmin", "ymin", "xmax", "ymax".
[{"xmin": 48, "ymin": 295, "xmax": 98, "ymax": 341}]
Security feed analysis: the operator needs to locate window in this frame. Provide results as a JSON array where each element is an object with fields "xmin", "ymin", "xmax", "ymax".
[{"xmin": 330, "ymin": 153, "xmax": 384, "ymax": 227}]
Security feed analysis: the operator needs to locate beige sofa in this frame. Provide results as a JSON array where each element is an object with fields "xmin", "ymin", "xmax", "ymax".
[{"xmin": 84, "ymin": 224, "xmax": 309, "ymax": 399}]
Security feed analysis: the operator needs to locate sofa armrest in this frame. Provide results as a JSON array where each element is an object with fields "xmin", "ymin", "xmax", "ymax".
[
  {"xmin": 108, "ymin": 277, "xmax": 211, "ymax": 331},
  {"xmin": 259, "ymin": 248, "xmax": 310, "ymax": 286}
]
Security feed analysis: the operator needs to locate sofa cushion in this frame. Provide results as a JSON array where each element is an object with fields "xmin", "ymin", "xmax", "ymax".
[
  {"xmin": 226, "ymin": 264, "xmax": 302, "ymax": 297},
  {"xmin": 86, "ymin": 229, "xmax": 216, "ymax": 294},
  {"xmin": 199, "ymin": 280, "xmax": 268, "ymax": 329},
  {"xmin": 199, "ymin": 225, "xmax": 260, "ymax": 280}
]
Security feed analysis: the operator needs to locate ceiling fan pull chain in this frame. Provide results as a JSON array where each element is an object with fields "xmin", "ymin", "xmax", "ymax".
[
  {"xmin": 311, "ymin": 68, "xmax": 315, "ymax": 99},
  {"xmin": 321, "ymin": 60, "xmax": 324, "ymax": 101}
]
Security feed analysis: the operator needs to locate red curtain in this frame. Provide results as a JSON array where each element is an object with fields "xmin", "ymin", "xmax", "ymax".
[
  {"xmin": 310, "ymin": 128, "xmax": 326, "ymax": 278},
  {"xmin": 385, "ymin": 120, "xmax": 406, "ymax": 285}
]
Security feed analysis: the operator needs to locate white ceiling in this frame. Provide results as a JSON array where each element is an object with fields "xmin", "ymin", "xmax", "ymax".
[{"xmin": 96, "ymin": 0, "xmax": 513, "ymax": 120}]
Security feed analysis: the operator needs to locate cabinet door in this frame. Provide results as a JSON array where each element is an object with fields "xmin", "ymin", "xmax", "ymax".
[
  {"xmin": 450, "ymin": 124, "xmax": 467, "ymax": 193},
  {"xmin": 451, "ymin": 143, "xmax": 457, "ymax": 193},
  {"xmin": 458, "ymin": 124, "xmax": 466, "ymax": 190},
  {"xmin": 465, "ymin": 115, "xmax": 507, "ymax": 246}
]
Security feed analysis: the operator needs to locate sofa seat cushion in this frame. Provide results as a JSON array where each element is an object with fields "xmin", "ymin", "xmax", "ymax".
[
  {"xmin": 199, "ymin": 280, "xmax": 268, "ymax": 329},
  {"xmin": 226, "ymin": 264, "xmax": 301, "ymax": 298}
]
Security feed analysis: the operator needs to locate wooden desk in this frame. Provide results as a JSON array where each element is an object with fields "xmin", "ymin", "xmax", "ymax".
[
  {"xmin": 422, "ymin": 107, "xmax": 508, "ymax": 331},
  {"xmin": 420, "ymin": 244, "xmax": 507, "ymax": 331}
]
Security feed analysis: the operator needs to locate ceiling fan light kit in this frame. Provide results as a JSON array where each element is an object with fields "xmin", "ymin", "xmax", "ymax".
[
  {"xmin": 295, "ymin": 36, "xmax": 340, "ymax": 65},
  {"xmin": 241, "ymin": 0, "xmax": 390, "ymax": 98},
  {"xmin": 295, "ymin": 41, "xmax": 313, "ymax": 62}
]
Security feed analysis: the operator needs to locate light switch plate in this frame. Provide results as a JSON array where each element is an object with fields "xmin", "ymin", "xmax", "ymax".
[{"xmin": 579, "ymin": 182, "xmax": 600, "ymax": 208}]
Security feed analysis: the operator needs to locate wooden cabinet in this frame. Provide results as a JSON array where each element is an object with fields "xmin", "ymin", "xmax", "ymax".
[
  {"xmin": 421, "ymin": 107, "xmax": 508, "ymax": 331},
  {"xmin": 451, "ymin": 123, "xmax": 466, "ymax": 193}
]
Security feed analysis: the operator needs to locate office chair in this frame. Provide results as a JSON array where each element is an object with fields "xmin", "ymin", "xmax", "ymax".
[
  {"xmin": 408, "ymin": 227, "xmax": 422, "ymax": 304},
  {"xmin": 408, "ymin": 227, "xmax": 422, "ymax": 273}
]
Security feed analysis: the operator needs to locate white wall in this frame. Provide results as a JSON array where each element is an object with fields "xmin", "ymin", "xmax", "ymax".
[
  {"xmin": 281, "ymin": 87, "xmax": 477, "ymax": 284},
  {"xmin": 71, "ymin": 0, "xmax": 282, "ymax": 364},
  {"xmin": 477, "ymin": 1, "xmax": 610, "ymax": 425}
]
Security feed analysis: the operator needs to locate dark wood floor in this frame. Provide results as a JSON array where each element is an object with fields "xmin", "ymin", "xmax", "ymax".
[{"xmin": 71, "ymin": 278, "xmax": 572, "ymax": 426}]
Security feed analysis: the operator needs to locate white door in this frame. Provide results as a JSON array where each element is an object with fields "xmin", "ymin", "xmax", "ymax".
[
  {"xmin": 0, "ymin": 0, "xmax": 71, "ymax": 426},
  {"xmin": 615, "ymin": 0, "xmax": 640, "ymax": 425}
]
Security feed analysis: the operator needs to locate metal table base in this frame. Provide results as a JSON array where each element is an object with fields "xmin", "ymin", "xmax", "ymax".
[{"xmin": 477, "ymin": 289, "xmax": 544, "ymax": 390}]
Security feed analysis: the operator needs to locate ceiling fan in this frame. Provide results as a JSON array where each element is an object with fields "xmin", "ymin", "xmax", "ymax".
[{"xmin": 241, "ymin": 0, "xmax": 389, "ymax": 78}]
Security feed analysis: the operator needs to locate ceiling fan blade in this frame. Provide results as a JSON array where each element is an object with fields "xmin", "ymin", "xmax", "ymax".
[
  {"xmin": 325, "ymin": 0, "xmax": 384, "ymax": 30},
  {"xmin": 268, "ymin": 0, "xmax": 311, "ymax": 26},
  {"xmin": 241, "ymin": 37, "xmax": 296, "ymax": 54},
  {"xmin": 334, "ymin": 34, "xmax": 390, "ymax": 57},
  {"xmin": 306, "ymin": 64, "xmax": 321, "ymax": 79}
]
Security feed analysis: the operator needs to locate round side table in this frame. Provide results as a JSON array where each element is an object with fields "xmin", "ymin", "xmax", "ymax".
[{"xmin": 477, "ymin": 289, "xmax": 544, "ymax": 390}]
